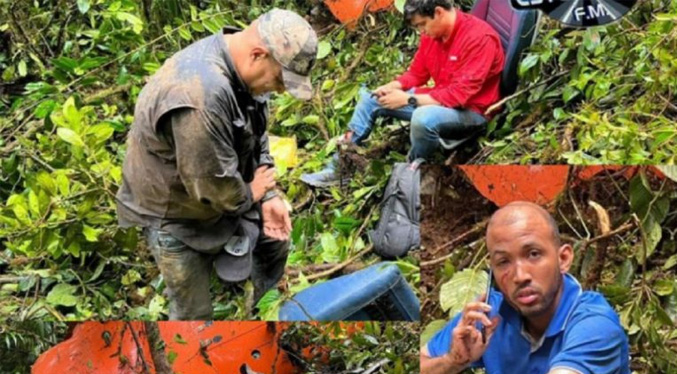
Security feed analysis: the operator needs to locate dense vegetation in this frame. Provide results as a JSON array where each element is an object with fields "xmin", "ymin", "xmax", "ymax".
[
  {"xmin": 0, "ymin": 0, "xmax": 675, "ymax": 370},
  {"xmin": 0, "ymin": 0, "xmax": 420, "ymax": 323}
]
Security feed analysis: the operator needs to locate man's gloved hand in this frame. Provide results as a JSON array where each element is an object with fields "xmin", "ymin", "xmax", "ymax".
[
  {"xmin": 250, "ymin": 166, "xmax": 276, "ymax": 202},
  {"xmin": 262, "ymin": 195, "xmax": 291, "ymax": 241}
]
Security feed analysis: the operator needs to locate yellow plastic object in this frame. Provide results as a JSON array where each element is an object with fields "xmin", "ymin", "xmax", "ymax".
[{"xmin": 269, "ymin": 136, "xmax": 299, "ymax": 168}]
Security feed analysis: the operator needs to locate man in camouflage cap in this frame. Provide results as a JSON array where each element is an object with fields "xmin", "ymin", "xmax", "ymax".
[{"xmin": 116, "ymin": 9, "xmax": 318, "ymax": 320}]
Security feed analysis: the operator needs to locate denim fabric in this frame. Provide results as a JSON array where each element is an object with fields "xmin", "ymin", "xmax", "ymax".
[{"xmin": 347, "ymin": 87, "xmax": 487, "ymax": 160}]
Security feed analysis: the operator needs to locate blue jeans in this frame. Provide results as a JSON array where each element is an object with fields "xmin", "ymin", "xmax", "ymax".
[{"xmin": 348, "ymin": 87, "xmax": 487, "ymax": 160}]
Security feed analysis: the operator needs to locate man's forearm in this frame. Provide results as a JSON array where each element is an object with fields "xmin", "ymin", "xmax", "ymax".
[
  {"xmin": 414, "ymin": 94, "xmax": 441, "ymax": 107},
  {"xmin": 389, "ymin": 80, "xmax": 403, "ymax": 90},
  {"xmin": 420, "ymin": 353, "xmax": 466, "ymax": 374}
]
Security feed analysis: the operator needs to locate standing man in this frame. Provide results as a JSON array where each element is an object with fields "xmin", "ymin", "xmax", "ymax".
[
  {"xmin": 301, "ymin": 0, "xmax": 504, "ymax": 187},
  {"xmin": 116, "ymin": 9, "xmax": 318, "ymax": 320},
  {"xmin": 421, "ymin": 202, "xmax": 630, "ymax": 374}
]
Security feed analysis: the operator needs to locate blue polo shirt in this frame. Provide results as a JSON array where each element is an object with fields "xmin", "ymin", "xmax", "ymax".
[{"xmin": 427, "ymin": 274, "xmax": 630, "ymax": 374}]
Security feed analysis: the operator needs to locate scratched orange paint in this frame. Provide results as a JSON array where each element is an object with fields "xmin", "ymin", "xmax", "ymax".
[
  {"xmin": 32, "ymin": 321, "xmax": 155, "ymax": 374},
  {"xmin": 324, "ymin": 0, "xmax": 394, "ymax": 26},
  {"xmin": 33, "ymin": 322, "xmax": 299, "ymax": 374},
  {"xmin": 458, "ymin": 165, "xmax": 570, "ymax": 207},
  {"xmin": 576, "ymin": 166, "xmax": 665, "ymax": 182}
]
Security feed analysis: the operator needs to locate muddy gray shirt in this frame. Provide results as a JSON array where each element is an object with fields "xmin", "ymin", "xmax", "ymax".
[{"xmin": 116, "ymin": 28, "xmax": 274, "ymax": 251}]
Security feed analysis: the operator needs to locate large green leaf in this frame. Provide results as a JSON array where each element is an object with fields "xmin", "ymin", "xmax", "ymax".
[
  {"xmin": 320, "ymin": 232, "xmax": 341, "ymax": 263},
  {"xmin": 656, "ymin": 166, "xmax": 677, "ymax": 182},
  {"xmin": 316, "ymin": 41, "xmax": 332, "ymax": 60},
  {"xmin": 629, "ymin": 175, "xmax": 669, "ymax": 263},
  {"xmin": 46, "ymin": 283, "xmax": 78, "ymax": 307},
  {"xmin": 395, "ymin": 0, "xmax": 406, "ymax": 13},
  {"xmin": 420, "ymin": 320, "xmax": 447, "ymax": 346},
  {"xmin": 439, "ymin": 268, "xmax": 488, "ymax": 317},
  {"xmin": 77, "ymin": 0, "xmax": 90, "ymax": 14}
]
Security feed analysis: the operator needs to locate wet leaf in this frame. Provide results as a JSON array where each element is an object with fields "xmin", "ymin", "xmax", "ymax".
[{"xmin": 440, "ymin": 269, "xmax": 488, "ymax": 317}]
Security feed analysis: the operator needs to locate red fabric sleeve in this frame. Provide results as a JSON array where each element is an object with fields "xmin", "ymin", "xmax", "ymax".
[
  {"xmin": 428, "ymin": 35, "xmax": 500, "ymax": 108},
  {"xmin": 396, "ymin": 37, "xmax": 431, "ymax": 90}
]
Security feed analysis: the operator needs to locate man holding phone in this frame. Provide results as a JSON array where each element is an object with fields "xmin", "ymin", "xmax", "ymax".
[
  {"xmin": 421, "ymin": 202, "xmax": 630, "ymax": 374},
  {"xmin": 116, "ymin": 9, "xmax": 317, "ymax": 319},
  {"xmin": 301, "ymin": 0, "xmax": 504, "ymax": 187}
]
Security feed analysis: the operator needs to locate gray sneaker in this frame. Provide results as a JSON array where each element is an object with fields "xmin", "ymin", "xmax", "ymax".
[{"xmin": 300, "ymin": 154, "xmax": 344, "ymax": 188}]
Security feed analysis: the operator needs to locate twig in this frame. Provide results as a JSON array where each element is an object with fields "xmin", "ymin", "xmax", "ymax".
[
  {"xmin": 582, "ymin": 221, "xmax": 634, "ymax": 247},
  {"xmin": 0, "ymin": 276, "xmax": 28, "ymax": 284},
  {"xmin": 429, "ymin": 219, "xmax": 487, "ymax": 255},
  {"xmin": 632, "ymin": 214, "xmax": 648, "ymax": 290},
  {"xmin": 126, "ymin": 322, "xmax": 151, "ymax": 374},
  {"xmin": 285, "ymin": 263, "xmax": 337, "ymax": 277},
  {"xmin": 83, "ymin": 82, "xmax": 134, "ymax": 104},
  {"xmin": 484, "ymin": 70, "xmax": 569, "ymax": 116},
  {"xmin": 569, "ymin": 189, "xmax": 591, "ymax": 239},
  {"xmin": 362, "ymin": 358, "xmax": 390, "ymax": 374},
  {"xmin": 301, "ymin": 244, "xmax": 374, "ymax": 282},
  {"xmin": 422, "ymin": 235, "xmax": 485, "ymax": 268}
]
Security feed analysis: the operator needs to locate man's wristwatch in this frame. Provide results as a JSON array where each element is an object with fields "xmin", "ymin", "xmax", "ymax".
[
  {"xmin": 408, "ymin": 95, "xmax": 418, "ymax": 108},
  {"xmin": 261, "ymin": 189, "xmax": 278, "ymax": 203}
]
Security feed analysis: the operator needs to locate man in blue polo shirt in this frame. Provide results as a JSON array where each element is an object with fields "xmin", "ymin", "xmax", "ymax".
[{"xmin": 421, "ymin": 201, "xmax": 630, "ymax": 374}]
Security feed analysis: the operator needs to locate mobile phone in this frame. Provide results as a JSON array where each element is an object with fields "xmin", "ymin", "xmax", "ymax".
[{"xmin": 481, "ymin": 268, "xmax": 493, "ymax": 344}]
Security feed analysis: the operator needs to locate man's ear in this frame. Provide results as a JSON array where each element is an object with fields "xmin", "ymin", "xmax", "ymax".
[
  {"xmin": 558, "ymin": 244, "xmax": 574, "ymax": 274},
  {"xmin": 433, "ymin": 6, "xmax": 444, "ymax": 18},
  {"xmin": 250, "ymin": 46, "xmax": 269, "ymax": 62}
]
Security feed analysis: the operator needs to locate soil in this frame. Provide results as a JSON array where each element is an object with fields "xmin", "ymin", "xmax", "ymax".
[{"xmin": 419, "ymin": 165, "xmax": 496, "ymax": 322}]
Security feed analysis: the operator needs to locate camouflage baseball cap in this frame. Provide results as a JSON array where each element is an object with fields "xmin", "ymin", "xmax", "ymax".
[{"xmin": 257, "ymin": 8, "xmax": 318, "ymax": 100}]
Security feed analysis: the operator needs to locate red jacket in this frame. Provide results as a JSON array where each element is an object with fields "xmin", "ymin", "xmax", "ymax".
[{"xmin": 396, "ymin": 11, "xmax": 504, "ymax": 117}]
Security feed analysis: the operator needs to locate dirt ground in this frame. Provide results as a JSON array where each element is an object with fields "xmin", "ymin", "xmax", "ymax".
[{"xmin": 419, "ymin": 165, "xmax": 496, "ymax": 322}]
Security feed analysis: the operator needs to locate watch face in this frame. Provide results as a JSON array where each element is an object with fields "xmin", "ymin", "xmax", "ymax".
[{"xmin": 511, "ymin": 0, "xmax": 637, "ymax": 27}]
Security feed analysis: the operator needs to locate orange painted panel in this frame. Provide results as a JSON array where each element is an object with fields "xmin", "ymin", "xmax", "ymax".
[
  {"xmin": 32, "ymin": 321, "xmax": 156, "ymax": 374},
  {"xmin": 32, "ymin": 322, "xmax": 299, "ymax": 374},
  {"xmin": 458, "ymin": 165, "xmax": 570, "ymax": 207},
  {"xmin": 324, "ymin": 0, "xmax": 394, "ymax": 25},
  {"xmin": 576, "ymin": 166, "xmax": 665, "ymax": 181},
  {"xmin": 576, "ymin": 166, "xmax": 636, "ymax": 181},
  {"xmin": 160, "ymin": 321, "xmax": 298, "ymax": 374}
]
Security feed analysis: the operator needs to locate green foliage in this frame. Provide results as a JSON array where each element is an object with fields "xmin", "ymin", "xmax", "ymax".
[
  {"xmin": 0, "ymin": 320, "xmax": 68, "ymax": 374},
  {"xmin": 280, "ymin": 322, "xmax": 418, "ymax": 374},
  {"xmin": 481, "ymin": 0, "xmax": 677, "ymax": 164},
  {"xmin": 0, "ymin": 0, "xmax": 419, "ymax": 323},
  {"xmin": 439, "ymin": 268, "xmax": 487, "ymax": 318}
]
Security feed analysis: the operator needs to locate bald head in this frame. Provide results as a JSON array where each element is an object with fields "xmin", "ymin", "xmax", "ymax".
[{"xmin": 487, "ymin": 201, "xmax": 561, "ymax": 248}]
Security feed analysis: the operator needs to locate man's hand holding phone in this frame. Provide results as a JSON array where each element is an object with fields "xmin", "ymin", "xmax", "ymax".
[{"xmin": 447, "ymin": 293, "xmax": 500, "ymax": 368}]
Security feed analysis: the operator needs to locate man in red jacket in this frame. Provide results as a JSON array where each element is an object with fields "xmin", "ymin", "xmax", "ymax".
[{"xmin": 302, "ymin": 0, "xmax": 505, "ymax": 187}]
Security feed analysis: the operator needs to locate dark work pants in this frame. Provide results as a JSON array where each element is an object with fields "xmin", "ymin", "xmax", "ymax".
[{"xmin": 144, "ymin": 228, "xmax": 289, "ymax": 320}]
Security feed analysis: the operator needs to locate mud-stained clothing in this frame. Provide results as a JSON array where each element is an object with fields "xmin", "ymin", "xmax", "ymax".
[{"xmin": 116, "ymin": 28, "xmax": 288, "ymax": 320}]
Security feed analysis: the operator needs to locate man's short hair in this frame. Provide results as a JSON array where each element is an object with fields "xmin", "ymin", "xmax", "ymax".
[{"xmin": 403, "ymin": 0, "xmax": 454, "ymax": 22}]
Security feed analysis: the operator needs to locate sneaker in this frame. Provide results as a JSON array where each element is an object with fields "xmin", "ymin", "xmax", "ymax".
[
  {"xmin": 300, "ymin": 154, "xmax": 341, "ymax": 188},
  {"xmin": 301, "ymin": 153, "xmax": 354, "ymax": 188}
]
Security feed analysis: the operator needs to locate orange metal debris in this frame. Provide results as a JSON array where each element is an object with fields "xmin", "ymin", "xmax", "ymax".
[
  {"xmin": 576, "ymin": 166, "xmax": 665, "ymax": 181},
  {"xmin": 32, "ymin": 322, "xmax": 299, "ymax": 374},
  {"xmin": 323, "ymin": 0, "xmax": 394, "ymax": 26},
  {"xmin": 458, "ymin": 165, "xmax": 570, "ymax": 207}
]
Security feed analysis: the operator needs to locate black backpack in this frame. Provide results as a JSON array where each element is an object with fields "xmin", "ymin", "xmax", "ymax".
[{"xmin": 370, "ymin": 160, "xmax": 422, "ymax": 258}]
